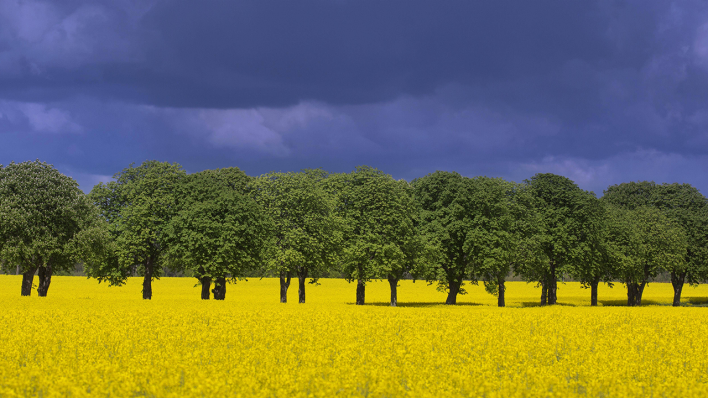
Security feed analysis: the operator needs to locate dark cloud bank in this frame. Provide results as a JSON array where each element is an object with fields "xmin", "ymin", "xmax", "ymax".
[{"xmin": 1, "ymin": 0, "xmax": 708, "ymax": 195}]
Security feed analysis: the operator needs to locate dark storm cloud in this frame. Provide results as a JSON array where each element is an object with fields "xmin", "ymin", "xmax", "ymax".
[{"xmin": 2, "ymin": 0, "xmax": 708, "ymax": 195}]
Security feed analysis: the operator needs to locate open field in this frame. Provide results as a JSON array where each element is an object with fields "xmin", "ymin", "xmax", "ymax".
[{"xmin": 2, "ymin": 276, "xmax": 708, "ymax": 397}]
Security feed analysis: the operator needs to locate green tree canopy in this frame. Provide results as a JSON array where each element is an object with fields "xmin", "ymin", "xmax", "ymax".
[
  {"xmin": 605, "ymin": 205, "xmax": 687, "ymax": 306},
  {"xmin": 327, "ymin": 166, "xmax": 421, "ymax": 306},
  {"xmin": 465, "ymin": 177, "xmax": 539, "ymax": 307},
  {"xmin": 412, "ymin": 171, "xmax": 477, "ymax": 305},
  {"xmin": 603, "ymin": 181, "xmax": 708, "ymax": 306},
  {"xmin": 0, "ymin": 160, "xmax": 105, "ymax": 297},
  {"xmin": 252, "ymin": 169, "xmax": 342, "ymax": 303},
  {"xmin": 88, "ymin": 160, "xmax": 186, "ymax": 299},
  {"xmin": 523, "ymin": 173, "xmax": 598, "ymax": 305},
  {"xmin": 164, "ymin": 167, "xmax": 271, "ymax": 300}
]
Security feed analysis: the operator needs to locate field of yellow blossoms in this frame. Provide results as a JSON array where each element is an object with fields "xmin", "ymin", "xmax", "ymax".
[{"xmin": 3, "ymin": 276, "xmax": 708, "ymax": 397}]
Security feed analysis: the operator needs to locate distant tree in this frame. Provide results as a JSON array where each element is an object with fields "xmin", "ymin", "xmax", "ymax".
[
  {"xmin": 164, "ymin": 168, "xmax": 271, "ymax": 300},
  {"xmin": 252, "ymin": 170, "xmax": 342, "ymax": 303},
  {"xmin": 412, "ymin": 171, "xmax": 477, "ymax": 305},
  {"xmin": 603, "ymin": 181, "xmax": 708, "ymax": 306},
  {"xmin": 605, "ymin": 206, "xmax": 687, "ymax": 306},
  {"xmin": 88, "ymin": 160, "xmax": 186, "ymax": 299},
  {"xmin": 465, "ymin": 177, "xmax": 539, "ymax": 307},
  {"xmin": 523, "ymin": 173, "xmax": 598, "ymax": 305},
  {"xmin": 568, "ymin": 197, "xmax": 614, "ymax": 306},
  {"xmin": 327, "ymin": 167, "xmax": 421, "ymax": 306},
  {"xmin": 0, "ymin": 160, "xmax": 105, "ymax": 297}
]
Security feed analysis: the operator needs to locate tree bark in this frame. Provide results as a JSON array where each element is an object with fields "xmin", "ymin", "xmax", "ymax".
[
  {"xmin": 297, "ymin": 268, "xmax": 307, "ymax": 304},
  {"xmin": 213, "ymin": 277, "xmax": 226, "ymax": 300},
  {"xmin": 356, "ymin": 279, "xmax": 365, "ymax": 305},
  {"xmin": 636, "ymin": 281, "xmax": 646, "ymax": 306},
  {"xmin": 200, "ymin": 275, "xmax": 211, "ymax": 300},
  {"xmin": 37, "ymin": 263, "xmax": 53, "ymax": 297},
  {"xmin": 671, "ymin": 271, "xmax": 686, "ymax": 307},
  {"xmin": 388, "ymin": 275, "xmax": 398, "ymax": 307},
  {"xmin": 540, "ymin": 280, "xmax": 547, "ymax": 306},
  {"xmin": 279, "ymin": 270, "xmax": 291, "ymax": 303},
  {"xmin": 446, "ymin": 279, "xmax": 461, "ymax": 305},
  {"xmin": 590, "ymin": 279, "xmax": 599, "ymax": 307},
  {"xmin": 547, "ymin": 262, "xmax": 558, "ymax": 305},
  {"xmin": 142, "ymin": 256, "xmax": 153, "ymax": 300},
  {"xmin": 21, "ymin": 265, "xmax": 38, "ymax": 296},
  {"xmin": 497, "ymin": 278, "xmax": 506, "ymax": 307},
  {"xmin": 627, "ymin": 282, "xmax": 646, "ymax": 306}
]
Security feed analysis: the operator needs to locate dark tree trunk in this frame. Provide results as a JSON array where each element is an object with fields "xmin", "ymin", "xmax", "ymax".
[
  {"xmin": 497, "ymin": 278, "xmax": 506, "ymax": 307},
  {"xmin": 590, "ymin": 279, "xmax": 599, "ymax": 307},
  {"xmin": 636, "ymin": 281, "xmax": 646, "ymax": 306},
  {"xmin": 279, "ymin": 270, "xmax": 291, "ymax": 303},
  {"xmin": 37, "ymin": 263, "xmax": 53, "ymax": 297},
  {"xmin": 356, "ymin": 279, "xmax": 365, "ymax": 305},
  {"xmin": 297, "ymin": 269, "xmax": 307, "ymax": 304},
  {"xmin": 142, "ymin": 256, "xmax": 153, "ymax": 300},
  {"xmin": 200, "ymin": 276, "xmax": 211, "ymax": 300},
  {"xmin": 213, "ymin": 277, "xmax": 226, "ymax": 300},
  {"xmin": 540, "ymin": 280, "xmax": 547, "ymax": 306},
  {"xmin": 547, "ymin": 262, "xmax": 558, "ymax": 305},
  {"xmin": 627, "ymin": 282, "xmax": 646, "ymax": 306},
  {"xmin": 446, "ymin": 279, "xmax": 461, "ymax": 305},
  {"xmin": 21, "ymin": 265, "xmax": 38, "ymax": 296},
  {"xmin": 388, "ymin": 275, "xmax": 398, "ymax": 307},
  {"xmin": 671, "ymin": 271, "xmax": 686, "ymax": 307}
]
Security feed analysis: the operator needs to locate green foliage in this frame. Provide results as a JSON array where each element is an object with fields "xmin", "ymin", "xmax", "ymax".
[
  {"xmin": 412, "ymin": 171, "xmax": 476, "ymax": 298},
  {"xmin": 605, "ymin": 205, "xmax": 687, "ymax": 286},
  {"xmin": 327, "ymin": 166, "xmax": 421, "ymax": 284},
  {"xmin": 0, "ymin": 160, "xmax": 105, "ymax": 276},
  {"xmin": 604, "ymin": 182, "xmax": 708, "ymax": 284},
  {"xmin": 164, "ymin": 168, "xmax": 271, "ymax": 284},
  {"xmin": 461, "ymin": 177, "xmax": 539, "ymax": 296},
  {"xmin": 522, "ymin": 174, "xmax": 598, "ymax": 278},
  {"xmin": 252, "ymin": 169, "xmax": 342, "ymax": 282},
  {"xmin": 88, "ymin": 160, "xmax": 186, "ymax": 287}
]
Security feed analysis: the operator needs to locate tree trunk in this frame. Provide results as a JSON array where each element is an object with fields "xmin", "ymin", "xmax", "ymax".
[
  {"xmin": 590, "ymin": 279, "xmax": 599, "ymax": 307},
  {"xmin": 446, "ymin": 279, "xmax": 461, "ymax": 305},
  {"xmin": 636, "ymin": 281, "xmax": 646, "ymax": 306},
  {"xmin": 671, "ymin": 271, "xmax": 686, "ymax": 307},
  {"xmin": 540, "ymin": 280, "xmax": 547, "ymax": 306},
  {"xmin": 497, "ymin": 278, "xmax": 506, "ymax": 307},
  {"xmin": 297, "ymin": 269, "xmax": 307, "ymax": 304},
  {"xmin": 37, "ymin": 263, "xmax": 53, "ymax": 297},
  {"xmin": 279, "ymin": 270, "xmax": 291, "ymax": 303},
  {"xmin": 388, "ymin": 275, "xmax": 398, "ymax": 307},
  {"xmin": 21, "ymin": 265, "xmax": 38, "ymax": 296},
  {"xmin": 356, "ymin": 279, "xmax": 365, "ymax": 305},
  {"xmin": 213, "ymin": 277, "xmax": 226, "ymax": 300},
  {"xmin": 142, "ymin": 256, "xmax": 153, "ymax": 300},
  {"xmin": 627, "ymin": 282, "xmax": 643, "ymax": 306},
  {"xmin": 547, "ymin": 262, "xmax": 558, "ymax": 305},
  {"xmin": 200, "ymin": 275, "xmax": 211, "ymax": 300}
]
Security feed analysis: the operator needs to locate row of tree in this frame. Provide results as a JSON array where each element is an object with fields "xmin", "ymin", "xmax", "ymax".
[{"xmin": 1, "ymin": 160, "xmax": 706, "ymax": 307}]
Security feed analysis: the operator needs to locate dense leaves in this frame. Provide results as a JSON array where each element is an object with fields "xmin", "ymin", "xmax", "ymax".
[
  {"xmin": 327, "ymin": 166, "xmax": 421, "ymax": 306},
  {"xmin": 0, "ymin": 160, "xmax": 107, "ymax": 296},
  {"xmin": 88, "ymin": 160, "xmax": 186, "ymax": 299},
  {"xmin": 164, "ymin": 168, "xmax": 272, "ymax": 300},
  {"xmin": 604, "ymin": 182, "xmax": 708, "ymax": 305},
  {"xmin": 253, "ymin": 169, "xmax": 342, "ymax": 303}
]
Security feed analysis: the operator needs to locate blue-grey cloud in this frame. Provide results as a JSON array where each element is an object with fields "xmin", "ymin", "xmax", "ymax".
[{"xmin": 1, "ymin": 0, "xmax": 708, "ymax": 196}]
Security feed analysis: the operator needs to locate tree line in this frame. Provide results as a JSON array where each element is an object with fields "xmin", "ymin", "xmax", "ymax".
[{"xmin": 1, "ymin": 159, "xmax": 706, "ymax": 307}]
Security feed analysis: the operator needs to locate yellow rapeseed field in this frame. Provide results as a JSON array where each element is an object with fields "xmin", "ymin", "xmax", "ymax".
[{"xmin": 2, "ymin": 276, "xmax": 708, "ymax": 397}]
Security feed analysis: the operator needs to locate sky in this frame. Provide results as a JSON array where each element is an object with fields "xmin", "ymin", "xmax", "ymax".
[{"xmin": 2, "ymin": 0, "xmax": 708, "ymax": 196}]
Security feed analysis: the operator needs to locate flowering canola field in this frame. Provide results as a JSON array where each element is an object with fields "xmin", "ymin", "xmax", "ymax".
[{"xmin": 2, "ymin": 276, "xmax": 708, "ymax": 397}]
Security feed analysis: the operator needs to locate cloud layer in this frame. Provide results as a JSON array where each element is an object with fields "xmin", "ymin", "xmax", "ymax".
[{"xmin": 1, "ymin": 0, "xmax": 708, "ymax": 195}]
